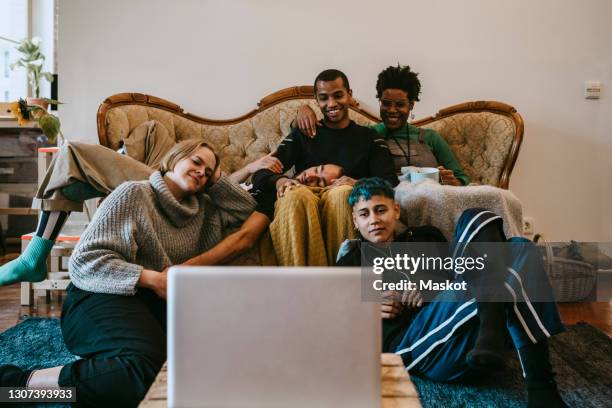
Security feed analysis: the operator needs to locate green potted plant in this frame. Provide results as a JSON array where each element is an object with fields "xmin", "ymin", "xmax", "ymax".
[{"xmin": 10, "ymin": 37, "xmax": 54, "ymax": 108}]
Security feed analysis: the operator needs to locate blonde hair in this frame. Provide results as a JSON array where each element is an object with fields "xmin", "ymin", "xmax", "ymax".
[{"xmin": 158, "ymin": 139, "xmax": 219, "ymax": 174}]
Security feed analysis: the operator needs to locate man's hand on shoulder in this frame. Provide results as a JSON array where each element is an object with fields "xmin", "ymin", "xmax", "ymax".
[
  {"xmin": 275, "ymin": 177, "xmax": 301, "ymax": 198},
  {"xmin": 294, "ymin": 105, "xmax": 321, "ymax": 138}
]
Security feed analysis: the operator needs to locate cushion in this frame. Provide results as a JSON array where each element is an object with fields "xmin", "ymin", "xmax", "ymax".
[{"xmin": 122, "ymin": 120, "xmax": 175, "ymax": 167}]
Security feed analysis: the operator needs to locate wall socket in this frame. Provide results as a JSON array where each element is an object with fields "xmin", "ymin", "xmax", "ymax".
[{"xmin": 523, "ymin": 216, "xmax": 535, "ymax": 235}]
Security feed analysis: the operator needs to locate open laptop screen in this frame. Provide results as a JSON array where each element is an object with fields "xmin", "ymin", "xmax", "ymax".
[{"xmin": 168, "ymin": 266, "xmax": 380, "ymax": 408}]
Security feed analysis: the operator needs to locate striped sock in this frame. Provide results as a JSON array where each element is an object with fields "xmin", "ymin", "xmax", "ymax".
[{"xmin": 36, "ymin": 211, "xmax": 70, "ymax": 240}]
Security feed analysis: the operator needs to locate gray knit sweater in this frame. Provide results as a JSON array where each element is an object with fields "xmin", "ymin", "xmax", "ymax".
[{"xmin": 69, "ymin": 171, "xmax": 256, "ymax": 295}]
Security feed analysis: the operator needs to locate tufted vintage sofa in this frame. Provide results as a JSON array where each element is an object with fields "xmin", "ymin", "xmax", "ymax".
[{"xmin": 96, "ymin": 87, "xmax": 524, "ymax": 188}]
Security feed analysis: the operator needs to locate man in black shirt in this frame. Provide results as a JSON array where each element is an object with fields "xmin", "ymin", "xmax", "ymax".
[{"xmin": 252, "ymin": 69, "xmax": 397, "ymax": 266}]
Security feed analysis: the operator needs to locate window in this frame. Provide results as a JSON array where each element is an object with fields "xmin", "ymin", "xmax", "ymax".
[
  {"xmin": 3, "ymin": 51, "xmax": 9, "ymax": 78},
  {"xmin": 0, "ymin": 0, "xmax": 29, "ymax": 102}
]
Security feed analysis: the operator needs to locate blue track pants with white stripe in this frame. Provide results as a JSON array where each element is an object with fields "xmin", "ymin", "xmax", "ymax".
[{"xmin": 390, "ymin": 208, "xmax": 565, "ymax": 382}]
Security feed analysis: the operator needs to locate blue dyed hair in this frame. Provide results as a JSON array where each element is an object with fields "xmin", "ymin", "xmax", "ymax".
[{"xmin": 348, "ymin": 177, "xmax": 395, "ymax": 207}]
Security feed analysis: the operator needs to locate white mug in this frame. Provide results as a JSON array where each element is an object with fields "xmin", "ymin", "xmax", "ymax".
[{"xmin": 403, "ymin": 167, "xmax": 439, "ymax": 183}]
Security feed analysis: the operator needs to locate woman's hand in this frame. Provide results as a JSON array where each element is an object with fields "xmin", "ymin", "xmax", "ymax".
[
  {"xmin": 330, "ymin": 176, "xmax": 357, "ymax": 187},
  {"xmin": 154, "ymin": 268, "xmax": 168, "ymax": 299},
  {"xmin": 295, "ymin": 105, "xmax": 321, "ymax": 138},
  {"xmin": 247, "ymin": 152, "xmax": 283, "ymax": 174},
  {"xmin": 438, "ymin": 166, "xmax": 462, "ymax": 186},
  {"xmin": 275, "ymin": 177, "xmax": 301, "ymax": 198},
  {"xmin": 209, "ymin": 164, "xmax": 222, "ymax": 185},
  {"xmin": 138, "ymin": 268, "xmax": 167, "ymax": 299}
]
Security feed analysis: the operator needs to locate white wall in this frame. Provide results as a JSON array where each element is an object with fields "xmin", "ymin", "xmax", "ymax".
[
  {"xmin": 59, "ymin": 0, "xmax": 612, "ymax": 241},
  {"xmin": 31, "ymin": 0, "xmax": 55, "ymax": 99}
]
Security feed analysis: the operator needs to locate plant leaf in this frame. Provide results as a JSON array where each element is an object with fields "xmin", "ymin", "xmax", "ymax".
[
  {"xmin": 38, "ymin": 113, "xmax": 61, "ymax": 143},
  {"xmin": 42, "ymin": 72, "xmax": 55, "ymax": 82}
]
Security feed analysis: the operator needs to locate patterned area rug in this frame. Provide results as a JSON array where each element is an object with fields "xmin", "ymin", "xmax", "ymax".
[
  {"xmin": 0, "ymin": 318, "xmax": 77, "ymax": 408},
  {"xmin": 412, "ymin": 322, "xmax": 612, "ymax": 408},
  {"xmin": 0, "ymin": 318, "xmax": 77, "ymax": 370},
  {"xmin": 1, "ymin": 319, "xmax": 610, "ymax": 407}
]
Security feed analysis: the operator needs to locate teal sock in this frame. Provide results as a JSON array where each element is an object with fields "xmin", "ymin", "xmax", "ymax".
[
  {"xmin": 0, "ymin": 236, "xmax": 55, "ymax": 286},
  {"xmin": 61, "ymin": 181, "xmax": 104, "ymax": 202}
]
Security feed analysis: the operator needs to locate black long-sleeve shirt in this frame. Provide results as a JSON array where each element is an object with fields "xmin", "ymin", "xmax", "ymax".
[
  {"xmin": 336, "ymin": 227, "xmax": 446, "ymax": 352},
  {"xmin": 252, "ymin": 121, "xmax": 398, "ymax": 191}
]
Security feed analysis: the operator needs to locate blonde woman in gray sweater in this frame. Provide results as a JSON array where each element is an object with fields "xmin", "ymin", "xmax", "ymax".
[{"xmin": 0, "ymin": 139, "xmax": 258, "ymax": 407}]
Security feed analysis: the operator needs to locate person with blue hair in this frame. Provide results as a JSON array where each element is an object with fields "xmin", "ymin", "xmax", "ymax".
[{"xmin": 337, "ymin": 177, "xmax": 567, "ymax": 408}]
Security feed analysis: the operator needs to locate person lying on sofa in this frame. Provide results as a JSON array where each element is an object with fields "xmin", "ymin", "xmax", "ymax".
[
  {"xmin": 294, "ymin": 64, "xmax": 469, "ymax": 186},
  {"xmin": 252, "ymin": 68, "xmax": 397, "ymax": 267},
  {"xmin": 336, "ymin": 178, "xmax": 567, "ymax": 408},
  {"xmin": 177, "ymin": 163, "xmax": 347, "ymax": 267},
  {"xmin": 0, "ymin": 127, "xmax": 282, "ymax": 286},
  {"xmin": 0, "ymin": 140, "xmax": 261, "ymax": 407}
]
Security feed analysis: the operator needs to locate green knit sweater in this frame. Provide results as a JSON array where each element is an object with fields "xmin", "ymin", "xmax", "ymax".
[
  {"xmin": 371, "ymin": 123, "xmax": 470, "ymax": 185},
  {"xmin": 69, "ymin": 172, "xmax": 256, "ymax": 295}
]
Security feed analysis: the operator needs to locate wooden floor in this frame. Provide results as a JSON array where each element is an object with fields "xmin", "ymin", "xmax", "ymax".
[
  {"xmin": 557, "ymin": 301, "xmax": 612, "ymax": 335},
  {"xmin": 0, "ymin": 282, "xmax": 65, "ymax": 332},
  {"xmin": 1, "ymin": 252, "xmax": 611, "ymax": 336},
  {"xmin": 0, "ymin": 252, "xmax": 65, "ymax": 332}
]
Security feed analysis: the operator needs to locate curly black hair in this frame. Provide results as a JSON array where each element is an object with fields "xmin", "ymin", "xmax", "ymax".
[
  {"xmin": 375, "ymin": 64, "xmax": 421, "ymax": 101},
  {"xmin": 314, "ymin": 69, "xmax": 350, "ymax": 92}
]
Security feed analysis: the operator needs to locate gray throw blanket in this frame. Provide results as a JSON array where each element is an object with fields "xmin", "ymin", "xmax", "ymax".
[{"xmin": 394, "ymin": 180, "xmax": 523, "ymax": 240}]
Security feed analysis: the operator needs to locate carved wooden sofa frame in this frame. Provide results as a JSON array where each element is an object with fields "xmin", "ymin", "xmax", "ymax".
[{"xmin": 97, "ymin": 87, "xmax": 524, "ymax": 188}]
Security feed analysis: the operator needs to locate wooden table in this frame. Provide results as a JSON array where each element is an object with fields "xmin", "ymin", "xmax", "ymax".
[{"xmin": 139, "ymin": 353, "xmax": 421, "ymax": 407}]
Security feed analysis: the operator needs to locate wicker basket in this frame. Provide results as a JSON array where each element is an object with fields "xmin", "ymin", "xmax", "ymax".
[{"xmin": 535, "ymin": 235, "xmax": 596, "ymax": 302}]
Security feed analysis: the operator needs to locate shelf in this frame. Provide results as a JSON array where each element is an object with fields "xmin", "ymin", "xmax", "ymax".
[
  {"xmin": 0, "ymin": 208, "xmax": 38, "ymax": 216},
  {"xmin": 0, "ymin": 120, "xmax": 39, "ymax": 129},
  {"xmin": 0, "ymin": 183, "xmax": 37, "ymax": 196}
]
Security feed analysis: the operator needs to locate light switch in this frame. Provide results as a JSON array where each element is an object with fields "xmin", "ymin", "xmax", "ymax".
[{"xmin": 584, "ymin": 81, "xmax": 601, "ymax": 99}]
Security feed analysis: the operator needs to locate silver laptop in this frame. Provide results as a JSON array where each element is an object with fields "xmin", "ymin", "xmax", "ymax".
[{"xmin": 168, "ymin": 267, "xmax": 381, "ymax": 408}]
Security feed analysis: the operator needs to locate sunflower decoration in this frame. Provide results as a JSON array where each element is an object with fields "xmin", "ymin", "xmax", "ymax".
[
  {"xmin": 9, "ymin": 98, "xmax": 64, "ymax": 144},
  {"xmin": 8, "ymin": 99, "xmax": 31, "ymax": 126}
]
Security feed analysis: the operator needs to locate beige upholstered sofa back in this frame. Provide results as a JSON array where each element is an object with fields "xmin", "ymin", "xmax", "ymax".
[
  {"xmin": 415, "ymin": 103, "xmax": 523, "ymax": 188},
  {"xmin": 97, "ymin": 89, "xmax": 523, "ymax": 188}
]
